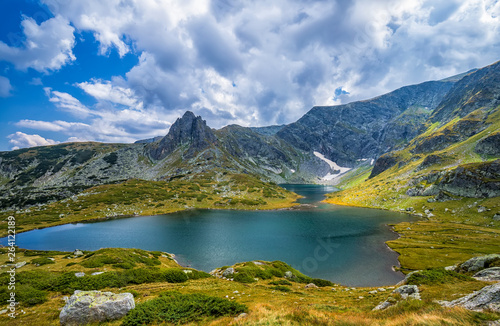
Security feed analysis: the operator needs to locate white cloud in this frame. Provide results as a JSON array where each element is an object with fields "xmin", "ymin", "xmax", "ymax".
[
  {"xmin": 0, "ymin": 76, "xmax": 12, "ymax": 97},
  {"xmin": 8, "ymin": 132, "xmax": 59, "ymax": 150},
  {"xmin": 16, "ymin": 120, "xmax": 91, "ymax": 132},
  {"xmin": 0, "ymin": 15, "xmax": 75, "ymax": 72},
  {"xmin": 76, "ymin": 79, "xmax": 138, "ymax": 107},
  {"xmin": 4, "ymin": 0, "xmax": 492, "ymax": 142},
  {"xmin": 44, "ymin": 88, "xmax": 92, "ymax": 118}
]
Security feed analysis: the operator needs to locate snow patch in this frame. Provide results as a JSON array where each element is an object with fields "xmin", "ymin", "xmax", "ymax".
[
  {"xmin": 313, "ymin": 152, "xmax": 351, "ymax": 174},
  {"xmin": 370, "ymin": 159, "xmax": 374, "ymax": 165}
]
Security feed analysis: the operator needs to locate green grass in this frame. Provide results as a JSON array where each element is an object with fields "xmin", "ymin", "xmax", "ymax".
[{"xmin": 122, "ymin": 291, "xmax": 248, "ymax": 325}]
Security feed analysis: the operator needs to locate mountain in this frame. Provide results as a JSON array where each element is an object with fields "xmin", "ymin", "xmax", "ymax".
[
  {"xmin": 276, "ymin": 80, "xmax": 455, "ymax": 167},
  {"xmin": 2, "ymin": 60, "xmax": 500, "ymax": 217},
  {"xmin": 325, "ymin": 60, "xmax": 500, "ymax": 269}
]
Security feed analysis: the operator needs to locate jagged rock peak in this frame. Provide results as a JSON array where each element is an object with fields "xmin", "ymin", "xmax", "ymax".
[{"xmin": 149, "ymin": 111, "xmax": 217, "ymax": 160}]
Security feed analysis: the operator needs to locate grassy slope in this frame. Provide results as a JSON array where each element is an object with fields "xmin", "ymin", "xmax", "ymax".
[
  {"xmin": 1, "ymin": 248, "xmax": 497, "ymax": 326},
  {"xmin": 0, "ymin": 172, "xmax": 300, "ymax": 237},
  {"xmin": 325, "ymin": 107, "xmax": 500, "ymax": 270}
]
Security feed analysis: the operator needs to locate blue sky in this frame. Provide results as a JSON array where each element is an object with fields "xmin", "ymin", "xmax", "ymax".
[{"xmin": 0, "ymin": 0, "xmax": 499, "ymax": 151}]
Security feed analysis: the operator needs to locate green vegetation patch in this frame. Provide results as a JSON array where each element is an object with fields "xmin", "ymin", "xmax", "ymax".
[
  {"xmin": 122, "ymin": 291, "xmax": 248, "ymax": 325},
  {"xmin": 406, "ymin": 268, "xmax": 475, "ymax": 285},
  {"xmin": 80, "ymin": 248, "xmax": 161, "ymax": 269},
  {"xmin": 0, "ymin": 267, "xmax": 211, "ymax": 306}
]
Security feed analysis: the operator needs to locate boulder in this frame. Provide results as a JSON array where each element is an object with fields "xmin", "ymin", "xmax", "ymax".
[
  {"xmin": 222, "ymin": 268, "xmax": 234, "ymax": 278},
  {"xmin": 392, "ymin": 285, "xmax": 420, "ymax": 300},
  {"xmin": 60, "ymin": 290, "xmax": 135, "ymax": 325},
  {"xmin": 73, "ymin": 250, "xmax": 84, "ymax": 257},
  {"xmin": 305, "ymin": 283, "xmax": 319, "ymax": 289},
  {"xmin": 474, "ymin": 267, "xmax": 500, "ymax": 282},
  {"xmin": 459, "ymin": 254, "xmax": 500, "ymax": 273},
  {"xmin": 439, "ymin": 283, "xmax": 500, "ymax": 312},
  {"xmin": 75, "ymin": 272, "xmax": 85, "ymax": 278},
  {"xmin": 285, "ymin": 271, "xmax": 293, "ymax": 278}
]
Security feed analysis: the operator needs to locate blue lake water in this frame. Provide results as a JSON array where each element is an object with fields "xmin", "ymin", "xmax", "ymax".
[{"xmin": 2, "ymin": 184, "xmax": 414, "ymax": 286}]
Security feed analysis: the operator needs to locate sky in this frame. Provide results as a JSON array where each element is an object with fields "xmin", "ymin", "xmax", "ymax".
[{"xmin": 0, "ymin": 0, "xmax": 499, "ymax": 151}]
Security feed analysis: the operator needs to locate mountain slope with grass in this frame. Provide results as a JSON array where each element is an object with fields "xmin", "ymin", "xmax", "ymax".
[{"xmin": 326, "ymin": 60, "xmax": 500, "ymax": 270}]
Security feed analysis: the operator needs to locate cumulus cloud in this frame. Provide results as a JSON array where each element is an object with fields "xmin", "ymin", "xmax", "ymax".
[
  {"xmin": 0, "ymin": 76, "xmax": 13, "ymax": 97},
  {"xmin": 76, "ymin": 79, "xmax": 138, "ymax": 107},
  {"xmin": 0, "ymin": 15, "xmax": 75, "ymax": 72},
  {"xmin": 36, "ymin": 0, "xmax": 500, "ymax": 129},
  {"xmin": 8, "ymin": 132, "xmax": 59, "ymax": 150},
  {"xmin": 44, "ymin": 88, "xmax": 91, "ymax": 118}
]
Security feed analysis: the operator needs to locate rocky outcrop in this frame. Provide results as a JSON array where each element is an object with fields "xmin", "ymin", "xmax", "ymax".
[
  {"xmin": 149, "ymin": 111, "xmax": 218, "ymax": 160},
  {"xmin": 407, "ymin": 160, "xmax": 500, "ymax": 199},
  {"xmin": 369, "ymin": 152, "xmax": 401, "ymax": 178},
  {"xmin": 439, "ymin": 283, "xmax": 500, "ymax": 312},
  {"xmin": 474, "ymin": 267, "xmax": 500, "ymax": 282},
  {"xmin": 458, "ymin": 254, "xmax": 500, "ymax": 273},
  {"xmin": 476, "ymin": 132, "xmax": 500, "ymax": 156},
  {"xmin": 60, "ymin": 290, "xmax": 135, "ymax": 325},
  {"xmin": 373, "ymin": 285, "xmax": 420, "ymax": 311}
]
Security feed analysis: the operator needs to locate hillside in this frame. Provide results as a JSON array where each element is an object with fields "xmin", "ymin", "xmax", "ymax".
[{"xmin": 326, "ymin": 60, "xmax": 500, "ymax": 270}]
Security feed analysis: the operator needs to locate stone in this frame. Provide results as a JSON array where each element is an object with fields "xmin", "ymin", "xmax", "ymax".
[
  {"xmin": 459, "ymin": 254, "xmax": 500, "ymax": 273},
  {"xmin": 444, "ymin": 265, "xmax": 458, "ymax": 271},
  {"xmin": 15, "ymin": 261, "xmax": 26, "ymax": 269},
  {"xmin": 0, "ymin": 309, "xmax": 7, "ymax": 315},
  {"xmin": 393, "ymin": 285, "xmax": 420, "ymax": 300},
  {"xmin": 60, "ymin": 290, "xmax": 135, "ymax": 325},
  {"xmin": 396, "ymin": 270, "xmax": 420, "ymax": 286},
  {"xmin": 473, "ymin": 267, "xmax": 500, "ymax": 282},
  {"xmin": 372, "ymin": 300, "xmax": 393, "ymax": 311},
  {"xmin": 91, "ymin": 272, "xmax": 104, "ymax": 276},
  {"xmin": 438, "ymin": 283, "xmax": 500, "ymax": 312},
  {"xmin": 75, "ymin": 272, "xmax": 85, "ymax": 278},
  {"xmin": 305, "ymin": 283, "xmax": 319, "ymax": 289},
  {"xmin": 493, "ymin": 213, "xmax": 500, "ymax": 221},
  {"xmin": 222, "ymin": 268, "xmax": 234, "ymax": 278},
  {"xmin": 73, "ymin": 250, "xmax": 84, "ymax": 257},
  {"xmin": 369, "ymin": 290, "xmax": 378, "ymax": 295},
  {"xmin": 285, "ymin": 271, "xmax": 293, "ymax": 278},
  {"xmin": 478, "ymin": 206, "xmax": 487, "ymax": 213},
  {"xmin": 377, "ymin": 288, "xmax": 386, "ymax": 292},
  {"xmin": 236, "ymin": 313, "xmax": 248, "ymax": 319}
]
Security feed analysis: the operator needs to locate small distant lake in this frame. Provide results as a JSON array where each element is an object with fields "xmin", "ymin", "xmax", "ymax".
[{"xmin": 1, "ymin": 184, "xmax": 415, "ymax": 287}]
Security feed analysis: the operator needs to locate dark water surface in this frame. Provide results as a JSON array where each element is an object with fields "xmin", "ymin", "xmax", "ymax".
[{"xmin": 2, "ymin": 184, "xmax": 415, "ymax": 286}]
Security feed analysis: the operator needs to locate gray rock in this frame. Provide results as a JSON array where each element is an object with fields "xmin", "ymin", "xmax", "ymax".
[
  {"xmin": 478, "ymin": 206, "xmax": 487, "ymax": 213},
  {"xmin": 372, "ymin": 300, "xmax": 393, "ymax": 311},
  {"xmin": 91, "ymin": 272, "xmax": 104, "ymax": 276},
  {"xmin": 459, "ymin": 254, "xmax": 500, "ymax": 273},
  {"xmin": 444, "ymin": 265, "xmax": 458, "ymax": 271},
  {"xmin": 75, "ymin": 272, "xmax": 85, "ymax": 278},
  {"xmin": 305, "ymin": 283, "xmax": 319, "ymax": 289},
  {"xmin": 396, "ymin": 270, "xmax": 420, "ymax": 286},
  {"xmin": 15, "ymin": 261, "xmax": 27, "ymax": 269},
  {"xmin": 0, "ymin": 309, "xmax": 7, "ymax": 315},
  {"xmin": 393, "ymin": 285, "xmax": 420, "ymax": 300},
  {"xmin": 285, "ymin": 271, "xmax": 293, "ymax": 278},
  {"xmin": 60, "ymin": 290, "xmax": 135, "ymax": 325},
  {"xmin": 369, "ymin": 290, "xmax": 378, "ymax": 295},
  {"xmin": 73, "ymin": 250, "xmax": 84, "ymax": 257},
  {"xmin": 439, "ymin": 283, "xmax": 500, "ymax": 312},
  {"xmin": 474, "ymin": 267, "xmax": 500, "ymax": 282},
  {"xmin": 493, "ymin": 213, "xmax": 500, "ymax": 221},
  {"xmin": 222, "ymin": 268, "xmax": 234, "ymax": 278}
]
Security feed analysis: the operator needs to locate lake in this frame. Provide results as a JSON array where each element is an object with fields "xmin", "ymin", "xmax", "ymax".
[{"xmin": 2, "ymin": 184, "xmax": 414, "ymax": 287}]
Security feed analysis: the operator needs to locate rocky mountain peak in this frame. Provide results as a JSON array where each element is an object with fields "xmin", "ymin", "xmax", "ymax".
[{"xmin": 149, "ymin": 111, "xmax": 217, "ymax": 160}]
